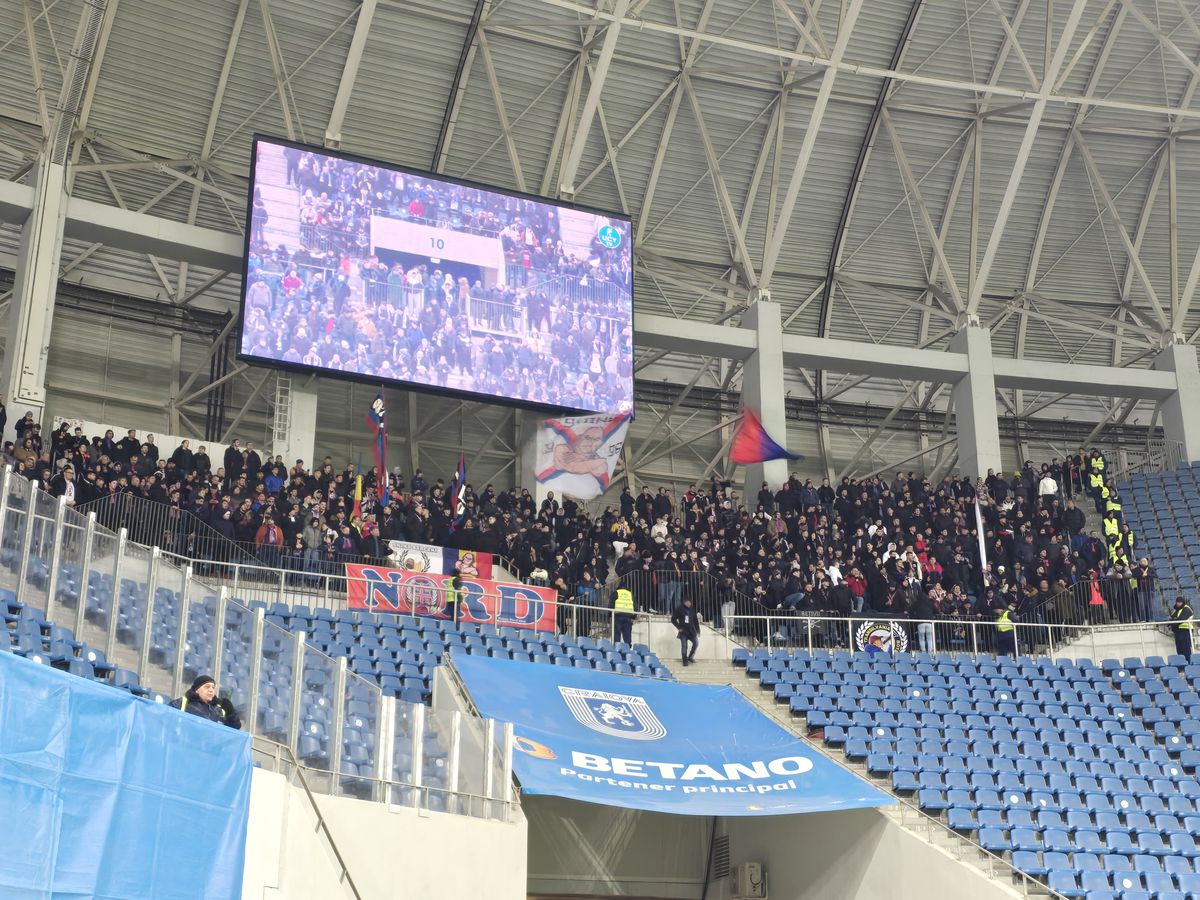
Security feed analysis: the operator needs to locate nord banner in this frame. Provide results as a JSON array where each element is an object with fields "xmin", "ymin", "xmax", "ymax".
[
  {"xmin": 345, "ymin": 564, "xmax": 556, "ymax": 631},
  {"xmin": 455, "ymin": 655, "xmax": 893, "ymax": 816}
]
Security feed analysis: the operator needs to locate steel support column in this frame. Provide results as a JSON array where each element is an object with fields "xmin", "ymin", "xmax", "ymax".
[
  {"xmin": 2, "ymin": 158, "xmax": 66, "ymax": 435},
  {"xmin": 1152, "ymin": 344, "xmax": 1200, "ymax": 463},
  {"xmin": 950, "ymin": 326, "xmax": 1003, "ymax": 477}
]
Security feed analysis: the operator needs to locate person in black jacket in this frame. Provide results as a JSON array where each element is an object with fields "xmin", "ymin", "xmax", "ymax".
[
  {"xmin": 170, "ymin": 675, "xmax": 242, "ymax": 729},
  {"xmin": 671, "ymin": 596, "xmax": 700, "ymax": 666}
]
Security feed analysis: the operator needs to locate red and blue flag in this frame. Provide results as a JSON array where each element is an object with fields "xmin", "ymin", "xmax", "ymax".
[{"xmin": 730, "ymin": 408, "xmax": 800, "ymax": 464}]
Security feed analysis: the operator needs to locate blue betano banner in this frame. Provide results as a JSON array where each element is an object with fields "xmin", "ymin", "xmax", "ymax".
[
  {"xmin": 455, "ymin": 655, "xmax": 893, "ymax": 816},
  {"xmin": 0, "ymin": 652, "xmax": 252, "ymax": 899}
]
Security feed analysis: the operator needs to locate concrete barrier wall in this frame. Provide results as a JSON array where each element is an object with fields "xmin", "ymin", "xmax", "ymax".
[
  {"xmin": 243, "ymin": 769, "xmax": 527, "ymax": 899},
  {"xmin": 713, "ymin": 808, "xmax": 1020, "ymax": 900}
]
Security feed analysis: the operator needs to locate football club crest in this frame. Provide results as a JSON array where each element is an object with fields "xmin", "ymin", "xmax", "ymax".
[
  {"xmin": 854, "ymin": 621, "xmax": 908, "ymax": 655},
  {"xmin": 403, "ymin": 574, "xmax": 446, "ymax": 616},
  {"xmin": 559, "ymin": 687, "xmax": 667, "ymax": 741}
]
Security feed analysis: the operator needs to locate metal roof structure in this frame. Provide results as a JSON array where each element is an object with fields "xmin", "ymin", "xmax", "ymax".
[{"xmin": 2, "ymin": 0, "xmax": 1200, "ymax": 482}]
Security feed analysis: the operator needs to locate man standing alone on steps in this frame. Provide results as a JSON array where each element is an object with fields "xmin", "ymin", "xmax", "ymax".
[
  {"xmin": 671, "ymin": 596, "xmax": 700, "ymax": 667},
  {"xmin": 612, "ymin": 584, "xmax": 635, "ymax": 645},
  {"xmin": 1172, "ymin": 596, "xmax": 1193, "ymax": 663}
]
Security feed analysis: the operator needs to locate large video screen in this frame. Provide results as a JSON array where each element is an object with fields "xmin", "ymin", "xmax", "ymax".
[{"xmin": 238, "ymin": 137, "xmax": 634, "ymax": 415}]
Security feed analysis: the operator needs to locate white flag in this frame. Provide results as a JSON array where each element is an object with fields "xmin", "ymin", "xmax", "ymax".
[
  {"xmin": 535, "ymin": 413, "xmax": 631, "ymax": 500},
  {"xmin": 974, "ymin": 498, "xmax": 989, "ymax": 570}
]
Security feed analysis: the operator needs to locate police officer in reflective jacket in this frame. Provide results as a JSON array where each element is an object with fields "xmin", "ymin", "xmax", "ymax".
[
  {"xmin": 611, "ymin": 586, "xmax": 635, "ymax": 645},
  {"xmin": 1171, "ymin": 597, "xmax": 1194, "ymax": 663},
  {"xmin": 171, "ymin": 675, "xmax": 242, "ymax": 729}
]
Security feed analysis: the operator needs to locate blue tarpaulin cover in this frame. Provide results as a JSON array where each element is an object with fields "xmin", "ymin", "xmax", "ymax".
[
  {"xmin": 455, "ymin": 655, "xmax": 893, "ymax": 816},
  {"xmin": 0, "ymin": 651, "xmax": 252, "ymax": 899}
]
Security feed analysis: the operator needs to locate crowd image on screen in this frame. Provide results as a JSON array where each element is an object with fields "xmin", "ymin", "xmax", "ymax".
[{"xmin": 241, "ymin": 141, "xmax": 634, "ymax": 415}]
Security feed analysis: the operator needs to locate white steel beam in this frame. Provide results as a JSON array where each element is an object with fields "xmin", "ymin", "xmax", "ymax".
[
  {"xmin": 526, "ymin": 0, "xmax": 1200, "ymax": 121},
  {"xmin": 967, "ymin": 0, "xmax": 1091, "ymax": 316},
  {"xmin": 992, "ymin": 357, "xmax": 1175, "ymax": 399},
  {"xmin": 477, "ymin": 32, "xmax": 527, "ymax": 191},
  {"xmin": 758, "ymin": 0, "xmax": 864, "ymax": 290},
  {"xmin": 178, "ymin": 0, "xmax": 251, "ymax": 303},
  {"xmin": 21, "ymin": 0, "xmax": 51, "ymax": 141},
  {"xmin": 557, "ymin": 0, "xmax": 630, "ymax": 196},
  {"xmin": 634, "ymin": 0, "xmax": 715, "ymax": 246},
  {"xmin": 1073, "ymin": 132, "xmax": 1171, "ymax": 330},
  {"xmin": 325, "ymin": 0, "xmax": 379, "ymax": 147},
  {"xmin": 258, "ymin": 0, "xmax": 296, "ymax": 140},
  {"xmin": 683, "ymin": 75, "xmax": 758, "ymax": 287},
  {"xmin": 880, "ymin": 109, "xmax": 967, "ymax": 312},
  {"xmin": 1179, "ymin": 241, "xmax": 1200, "ymax": 337},
  {"xmin": 1115, "ymin": 0, "xmax": 1200, "ymax": 78}
]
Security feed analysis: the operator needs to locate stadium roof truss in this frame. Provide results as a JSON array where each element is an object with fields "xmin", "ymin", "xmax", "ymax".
[{"xmin": 2, "ymin": 0, "xmax": 1200, "ymax": 479}]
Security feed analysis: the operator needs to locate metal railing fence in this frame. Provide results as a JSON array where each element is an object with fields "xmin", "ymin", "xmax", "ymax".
[
  {"xmin": 724, "ymin": 613, "xmax": 1182, "ymax": 663},
  {"xmin": 0, "ymin": 467, "xmax": 513, "ymax": 821},
  {"xmin": 612, "ymin": 567, "xmax": 771, "ymax": 629}
]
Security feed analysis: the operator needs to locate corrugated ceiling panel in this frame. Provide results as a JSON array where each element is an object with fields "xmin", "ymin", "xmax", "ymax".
[{"xmin": 339, "ymin": 2, "xmax": 472, "ymax": 172}]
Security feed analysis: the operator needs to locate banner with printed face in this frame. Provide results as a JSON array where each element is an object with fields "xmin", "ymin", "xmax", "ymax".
[
  {"xmin": 346, "ymin": 563, "xmax": 555, "ymax": 631},
  {"xmin": 385, "ymin": 539, "xmax": 494, "ymax": 579},
  {"xmin": 455, "ymin": 655, "xmax": 893, "ymax": 816},
  {"xmin": 535, "ymin": 413, "xmax": 631, "ymax": 500}
]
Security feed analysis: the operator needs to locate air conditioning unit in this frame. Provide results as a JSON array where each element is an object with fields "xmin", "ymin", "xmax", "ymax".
[{"xmin": 733, "ymin": 861, "xmax": 767, "ymax": 899}]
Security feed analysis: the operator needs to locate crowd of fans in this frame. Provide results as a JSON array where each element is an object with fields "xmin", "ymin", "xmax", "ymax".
[
  {"xmin": 241, "ymin": 142, "xmax": 634, "ymax": 414},
  {"xmin": 1, "ymin": 407, "xmax": 1165, "ymax": 642}
]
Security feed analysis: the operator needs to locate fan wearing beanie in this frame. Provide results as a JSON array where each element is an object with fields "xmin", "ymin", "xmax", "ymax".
[{"xmin": 169, "ymin": 674, "xmax": 242, "ymax": 730}]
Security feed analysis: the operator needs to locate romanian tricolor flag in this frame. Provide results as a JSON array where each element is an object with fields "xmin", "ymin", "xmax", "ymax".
[{"xmin": 730, "ymin": 408, "xmax": 800, "ymax": 464}]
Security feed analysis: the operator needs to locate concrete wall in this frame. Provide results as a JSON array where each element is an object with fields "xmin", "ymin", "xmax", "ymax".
[
  {"xmin": 243, "ymin": 769, "xmax": 527, "ymax": 900},
  {"xmin": 712, "ymin": 808, "xmax": 1020, "ymax": 900},
  {"xmin": 646, "ymin": 620, "xmax": 740, "ymax": 668},
  {"xmin": 526, "ymin": 795, "xmax": 710, "ymax": 898},
  {"xmin": 1055, "ymin": 626, "xmax": 1175, "ymax": 663}
]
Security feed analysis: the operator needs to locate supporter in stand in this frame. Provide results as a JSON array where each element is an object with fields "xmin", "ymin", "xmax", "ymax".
[{"xmin": 7, "ymin": 411, "xmax": 1164, "ymax": 635}]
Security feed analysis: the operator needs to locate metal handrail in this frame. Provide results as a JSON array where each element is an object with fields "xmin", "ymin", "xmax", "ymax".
[
  {"xmin": 1108, "ymin": 439, "xmax": 1185, "ymax": 484},
  {"xmin": 1030, "ymin": 575, "xmax": 1173, "ymax": 629},
  {"xmin": 252, "ymin": 732, "xmax": 516, "ymax": 818},
  {"xmin": 722, "ymin": 613, "xmax": 1180, "ymax": 663},
  {"xmin": 252, "ymin": 735, "xmax": 363, "ymax": 900},
  {"xmin": 610, "ymin": 566, "xmax": 774, "ymax": 627},
  {"xmin": 2, "ymin": 468, "xmax": 514, "ymax": 825}
]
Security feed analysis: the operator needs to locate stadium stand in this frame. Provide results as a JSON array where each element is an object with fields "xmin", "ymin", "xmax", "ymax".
[
  {"xmin": 1118, "ymin": 464, "xmax": 1200, "ymax": 597},
  {"xmin": 1, "ymin": 587, "xmax": 160, "ymax": 699},
  {"xmin": 736, "ymin": 646, "xmax": 1200, "ymax": 896},
  {"xmin": 14, "ymin": 420, "xmax": 1169, "ymax": 634},
  {"xmin": 256, "ymin": 602, "xmax": 674, "ymax": 701},
  {"xmin": 44, "ymin": 552, "xmax": 670, "ymax": 705},
  {"xmin": 4, "ymin": 483, "xmax": 669, "ymax": 799}
]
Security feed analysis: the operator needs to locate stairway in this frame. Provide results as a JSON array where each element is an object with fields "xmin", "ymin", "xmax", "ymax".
[
  {"xmin": 674, "ymin": 658, "xmax": 1038, "ymax": 898},
  {"xmin": 254, "ymin": 141, "xmax": 303, "ymax": 250}
]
